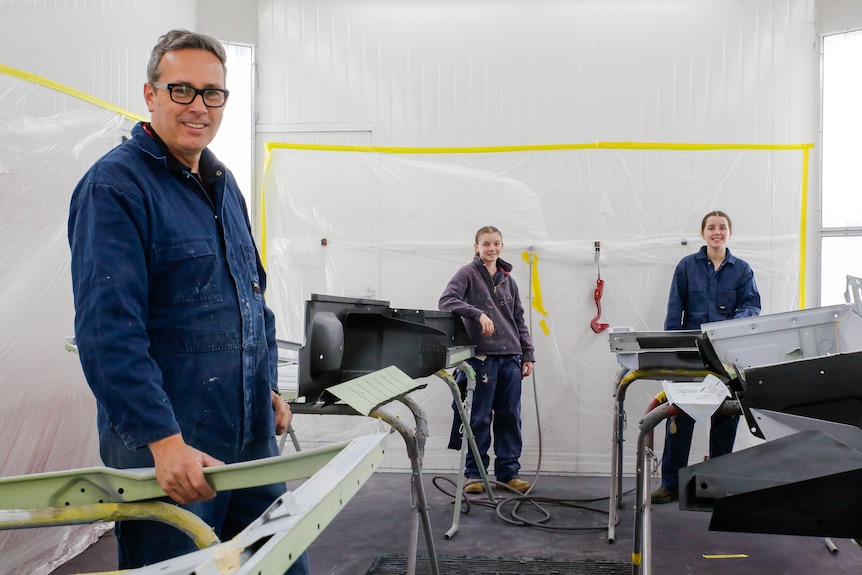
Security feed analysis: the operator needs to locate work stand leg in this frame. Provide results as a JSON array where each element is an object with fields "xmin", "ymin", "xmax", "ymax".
[
  {"xmin": 632, "ymin": 398, "xmax": 740, "ymax": 575},
  {"xmin": 608, "ymin": 368, "xmax": 630, "ymax": 544},
  {"xmin": 435, "ymin": 364, "xmax": 496, "ymax": 540},
  {"xmin": 371, "ymin": 397, "xmax": 441, "ymax": 575},
  {"xmin": 608, "ymin": 367, "xmax": 712, "ymax": 545},
  {"xmin": 632, "ymin": 402, "xmax": 672, "ymax": 575}
]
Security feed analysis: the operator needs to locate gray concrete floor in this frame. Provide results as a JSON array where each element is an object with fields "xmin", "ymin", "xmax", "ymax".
[{"xmin": 48, "ymin": 471, "xmax": 862, "ymax": 575}]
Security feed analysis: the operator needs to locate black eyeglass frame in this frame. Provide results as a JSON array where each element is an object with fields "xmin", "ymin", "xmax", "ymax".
[{"xmin": 151, "ymin": 82, "xmax": 230, "ymax": 108}]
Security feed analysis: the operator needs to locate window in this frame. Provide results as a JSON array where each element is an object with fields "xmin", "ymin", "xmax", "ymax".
[
  {"xmin": 210, "ymin": 43, "xmax": 254, "ymax": 216},
  {"xmin": 820, "ymin": 30, "xmax": 862, "ymax": 304}
]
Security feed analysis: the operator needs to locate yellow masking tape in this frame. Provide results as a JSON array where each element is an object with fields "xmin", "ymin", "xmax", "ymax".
[
  {"xmin": 522, "ymin": 251, "xmax": 550, "ymax": 335},
  {"xmin": 0, "ymin": 64, "xmax": 146, "ymax": 122},
  {"xmin": 521, "ymin": 252, "xmax": 549, "ymax": 316},
  {"xmin": 702, "ymin": 554, "xmax": 749, "ymax": 559},
  {"xmin": 259, "ymin": 141, "xmax": 813, "ymax": 304},
  {"xmin": 799, "ymin": 146, "xmax": 810, "ymax": 308},
  {"xmin": 259, "ymin": 146, "xmax": 273, "ymax": 269}
]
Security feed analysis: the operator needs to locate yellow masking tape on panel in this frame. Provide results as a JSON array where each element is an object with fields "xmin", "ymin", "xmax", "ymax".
[
  {"xmin": 259, "ymin": 146, "xmax": 273, "ymax": 269},
  {"xmin": 0, "ymin": 64, "xmax": 146, "ymax": 122},
  {"xmin": 266, "ymin": 140, "xmax": 813, "ymax": 154},
  {"xmin": 799, "ymin": 146, "xmax": 810, "ymax": 308},
  {"xmin": 260, "ymin": 141, "xmax": 814, "ymax": 303},
  {"xmin": 522, "ymin": 251, "xmax": 550, "ymax": 335}
]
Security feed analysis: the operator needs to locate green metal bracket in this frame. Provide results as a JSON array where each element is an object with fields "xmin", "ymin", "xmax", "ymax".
[
  {"xmin": 0, "ymin": 501, "xmax": 219, "ymax": 549},
  {"xmin": 1, "ymin": 432, "xmax": 386, "ymax": 575},
  {"xmin": 0, "ymin": 438, "xmax": 364, "ymax": 509},
  {"xmin": 128, "ymin": 431, "xmax": 387, "ymax": 574}
]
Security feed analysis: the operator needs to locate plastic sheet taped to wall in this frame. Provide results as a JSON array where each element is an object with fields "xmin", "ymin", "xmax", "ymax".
[
  {"xmin": 260, "ymin": 141, "xmax": 808, "ymax": 476},
  {"xmin": 0, "ymin": 66, "xmax": 138, "ymax": 575}
]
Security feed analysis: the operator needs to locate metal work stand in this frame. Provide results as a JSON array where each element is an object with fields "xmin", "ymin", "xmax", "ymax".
[
  {"xmin": 435, "ymin": 362, "xmax": 496, "ymax": 540},
  {"xmin": 291, "ymin": 364, "xmax": 458, "ymax": 575},
  {"xmin": 608, "ymin": 366, "xmax": 711, "ymax": 543},
  {"xmin": 605, "ymin": 328, "xmax": 707, "ymax": 544},
  {"xmin": 631, "ymin": 399, "xmax": 741, "ymax": 575},
  {"xmin": 370, "ymin": 396, "xmax": 440, "ymax": 575}
]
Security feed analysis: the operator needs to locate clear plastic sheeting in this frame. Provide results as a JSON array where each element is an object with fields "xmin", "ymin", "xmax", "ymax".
[
  {"xmin": 262, "ymin": 144, "xmax": 804, "ymax": 474},
  {"xmin": 0, "ymin": 71, "xmax": 135, "ymax": 575}
]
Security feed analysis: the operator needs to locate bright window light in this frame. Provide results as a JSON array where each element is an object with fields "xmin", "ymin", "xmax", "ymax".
[
  {"xmin": 820, "ymin": 30, "xmax": 862, "ymax": 305},
  {"xmin": 210, "ymin": 43, "xmax": 254, "ymax": 215}
]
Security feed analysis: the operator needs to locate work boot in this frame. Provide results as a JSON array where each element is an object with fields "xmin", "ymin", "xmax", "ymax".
[
  {"xmin": 650, "ymin": 486, "xmax": 678, "ymax": 504},
  {"xmin": 463, "ymin": 478, "xmax": 484, "ymax": 494},
  {"xmin": 501, "ymin": 477, "xmax": 531, "ymax": 493}
]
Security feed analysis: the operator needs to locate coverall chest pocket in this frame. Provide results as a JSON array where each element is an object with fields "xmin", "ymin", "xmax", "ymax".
[{"xmin": 152, "ymin": 238, "xmax": 223, "ymax": 308}]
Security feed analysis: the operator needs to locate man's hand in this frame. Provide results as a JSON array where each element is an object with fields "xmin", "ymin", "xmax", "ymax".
[
  {"xmin": 478, "ymin": 312, "xmax": 495, "ymax": 336},
  {"xmin": 149, "ymin": 434, "xmax": 223, "ymax": 504},
  {"xmin": 522, "ymin": 361, "xmax": 534, "ymax": 378},
  {"xmin": 272, "ymin": 390, "xmax": 293, "ymax": 436}
]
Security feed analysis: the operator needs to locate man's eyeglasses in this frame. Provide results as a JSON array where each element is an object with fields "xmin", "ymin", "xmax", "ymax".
[{"xmin": 151, "ymin": 83, "xmax": 229, "ymax": 108}]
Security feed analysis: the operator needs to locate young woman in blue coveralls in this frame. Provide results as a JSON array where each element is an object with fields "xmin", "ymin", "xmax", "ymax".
[{"xmin": 651, "ymin": 211, "xmax": 761, "ymax": 504}]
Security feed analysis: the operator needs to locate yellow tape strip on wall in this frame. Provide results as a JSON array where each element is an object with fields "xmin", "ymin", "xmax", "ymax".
[
  {"xmin": 2, "ymin": 64, "xmax": 813, "ymax": 305},
  {"xmin": 262, "ymin": 141, "xmax": 813, "ymax": 307},
  {"xmin": 522, "ymin": 251, "xmax": 550, "ymax": 335},
  {"xmin": 0, "ymin": 64, "xmax": 146, "ymax": 123}
]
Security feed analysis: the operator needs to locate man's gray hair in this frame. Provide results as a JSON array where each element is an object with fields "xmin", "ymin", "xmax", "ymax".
[{"xmin": 146, "ymin": 29, "xmax": 227, "ymax": 84}]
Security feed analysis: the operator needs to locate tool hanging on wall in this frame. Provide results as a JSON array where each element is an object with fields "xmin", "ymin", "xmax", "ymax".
[{"xmin": 590, "ymin": 241, "xmax": 609, "ymax": 334}]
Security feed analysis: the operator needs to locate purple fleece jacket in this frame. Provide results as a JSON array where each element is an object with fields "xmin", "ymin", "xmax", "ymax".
[{"xmin": 438, "ymin": 256, "xmax": 535, "ymax": 362}]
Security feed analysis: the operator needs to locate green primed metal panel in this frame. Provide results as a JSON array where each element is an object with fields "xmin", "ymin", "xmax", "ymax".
[
  {"xmin": 0, "ymin": 439, "xmax": 353, "ymax": 509},
  {"xmin": 327, "ymin": 365, "xmax": 425, "ymax": 415}
]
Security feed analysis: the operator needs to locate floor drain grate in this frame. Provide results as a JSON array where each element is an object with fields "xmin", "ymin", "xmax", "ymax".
[{"xmin": 365, "ymin": 554, "xmax": 630, "ymax": 575}]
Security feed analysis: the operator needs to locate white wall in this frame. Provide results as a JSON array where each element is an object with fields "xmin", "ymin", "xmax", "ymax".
[
  {"xmin": 818, "ymin": 0, "xmax": 862, "ymax": 34},
  {"xmin": 257, "ymin": 0, "xmax": 818, "ymax": 145},
  {"xmin": 1, "ymin": 0, "xmax": 195, "ymax": 118},
  {"xmin": 2, "ymin": 0, "xmax": 862, "ymax": 572},
  {"xmin": 254, "ymin": 0, "xmax": 818, "ymax": 475}
]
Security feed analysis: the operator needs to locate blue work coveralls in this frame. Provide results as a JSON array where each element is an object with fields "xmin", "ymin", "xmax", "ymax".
[
  {"xmin": 68, "ymin": 122, "xmax": 309, "ymax": 573},
  {"xmin": 660, "ymin": 246, "xmax": 761, "ymax": 490}
]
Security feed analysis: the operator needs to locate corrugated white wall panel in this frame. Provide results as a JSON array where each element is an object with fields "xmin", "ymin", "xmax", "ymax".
[{"xmin": 257, "ymin": 0, "xmax": 817, "ymax": 147}]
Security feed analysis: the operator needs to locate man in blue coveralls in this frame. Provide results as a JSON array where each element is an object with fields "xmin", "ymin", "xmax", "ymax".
[{"xmin": 68, "ymin": 29, "xmax": 310, "ymax": 573}]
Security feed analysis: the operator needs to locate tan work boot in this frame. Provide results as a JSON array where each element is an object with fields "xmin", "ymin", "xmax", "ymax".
[
  {"xmin": 463, "ymin": 478, "xmax": 484, "ymax": 494},
  {"xmin": 501, "ymin": 477, "xmax": 531, "ymax": 493}
]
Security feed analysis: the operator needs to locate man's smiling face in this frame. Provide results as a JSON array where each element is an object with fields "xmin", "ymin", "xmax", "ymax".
[{"xmin": 144, "ymin": 47, "xmax": 226, "ymax": 171}]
